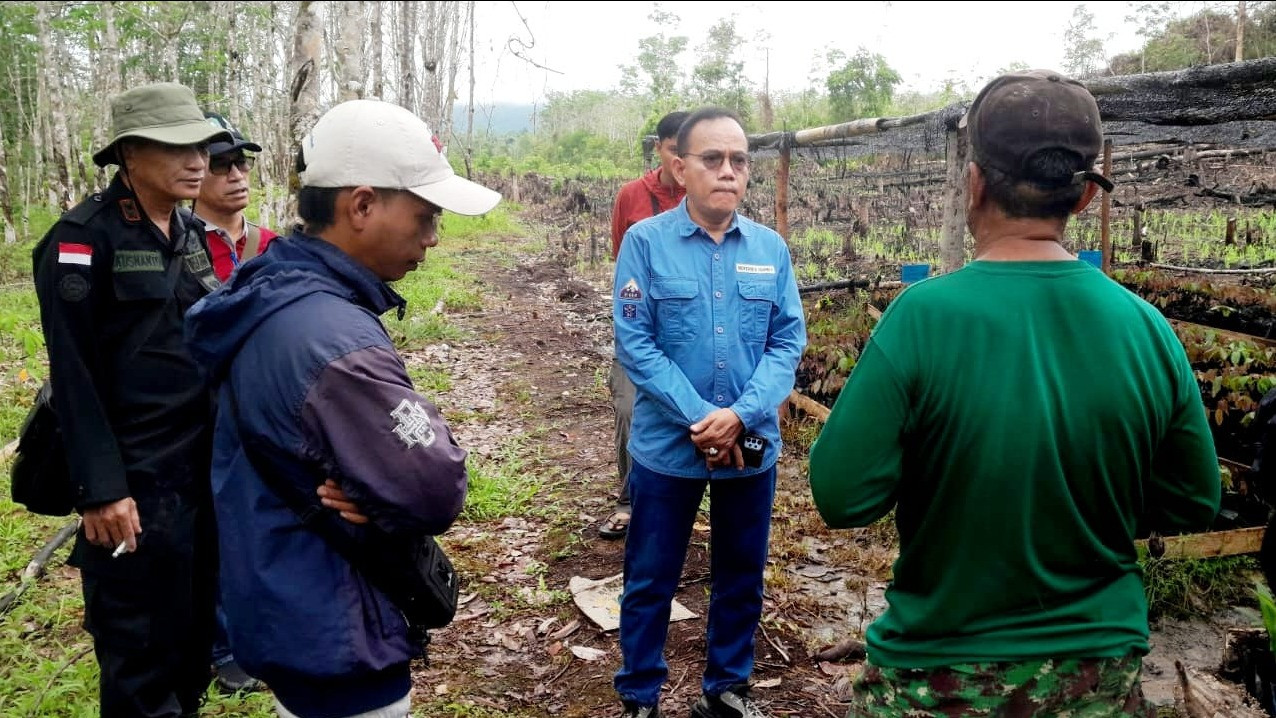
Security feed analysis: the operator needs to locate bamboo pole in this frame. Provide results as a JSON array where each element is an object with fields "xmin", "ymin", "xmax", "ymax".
[
  {"xmin": 939, "ymin": 128, "xmax": 968, "ymax": 274},
  {"xmin": 1138, "ymin": 527, "xmax": 1264, "ymax": 560},
  {"xmin": 776, "ymin": 136, "xmax": 790, "ymax": 240},
  {"xmin": 787, "ymin": 390, "xmax": 830, "ymax": 422},
  {"xmin": 1148, "ymin": 262, "xmax": 1276, "ymax": 275},
  {"xmin": 1100, "ymin": 139, "xmax": 1113, "ymax": 274},
  {"xmin": 750, "ymin": 111, "xmax": 937, "ymax": 150},
  {"xmin": 796, "ymin": 278, "xmax": 902, "ymax": 295}
]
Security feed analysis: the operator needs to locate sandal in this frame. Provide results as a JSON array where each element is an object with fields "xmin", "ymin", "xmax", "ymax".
[{"xmin": 599, "ymin": 510, "xmax": 631, "ymax": 540}]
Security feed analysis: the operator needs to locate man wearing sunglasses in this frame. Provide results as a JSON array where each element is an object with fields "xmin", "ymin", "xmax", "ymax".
[
  {"xmin": 198, "ymin": 113, "xmax": 277, "ymax": 282},
  {"xmin": 612, "ymin": 107, "xmax": 806, "ymax": 718}
]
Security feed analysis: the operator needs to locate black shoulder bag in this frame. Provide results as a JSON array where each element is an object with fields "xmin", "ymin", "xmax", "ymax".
[
  {"xmin": 11, "ymin": 237, "xmax": 186, "ymax": 516},
  {"xmin": 225, "ymin": 381, "xmax": 460, "ymax": 645},
  {"xmin": 10, "ymin": 381, "xmax": 72, "ymax": 515}
]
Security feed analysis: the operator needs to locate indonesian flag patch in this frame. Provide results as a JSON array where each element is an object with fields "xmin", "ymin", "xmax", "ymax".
[{"xmin": 58, "ymin": 243, "xmax": 92, "ymax": 266}]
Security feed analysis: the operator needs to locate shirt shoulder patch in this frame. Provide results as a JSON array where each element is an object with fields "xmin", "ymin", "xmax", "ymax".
[
  {"xmin": 619, "ymin": 278, "xmax": 643, "ymax": 300},
  {"xmin": 58, "ymin": 243, "xmax": 93, "ymax": 266}
]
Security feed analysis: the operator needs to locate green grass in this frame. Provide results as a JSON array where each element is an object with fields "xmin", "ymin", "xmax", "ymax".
[
  {"xmin": 0, "ymin": 208, "xmax": 58, "ymax": 283},
  {"xmin": 0, "ymin": 484, "xmax": 280, "ymax": 717},
  {"xmin": 1141, "ymin": 554, "xmax": 1260, "ymax": 621},
  {"xmin": 407, "ymin": 365, "xmax": 453, "ymax": 395},
  {"xmin": 385, "ymin": 206, "xmax": 525, "ymax": 349},
  {"xmin": 461, "ymin": 440, "xmax": 544, "ymax": 522},
  {"xmin": 415, "ymin": 699, "xmax": 531, "ymax": 717},
  {"xmin": 1071, "ymin": 207, "xmax": 1276, "ymax": 268},
  {"xmin": 438, "ymin": 204, "xmax": 524, "ymax": 242},
  {"xmin": 0, "ymin": 275, "xmax": 45, "ymax": 445}
]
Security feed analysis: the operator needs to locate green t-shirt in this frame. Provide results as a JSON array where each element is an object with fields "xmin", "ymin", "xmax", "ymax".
[{"xmin": 808, "ymin": 259, "xmax": 1221, "ymax": 668}]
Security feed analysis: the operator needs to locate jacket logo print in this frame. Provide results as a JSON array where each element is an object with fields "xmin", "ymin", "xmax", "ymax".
[{"xmin": 390, "ymin": 399, "xmax": 437, "ymax": 449}]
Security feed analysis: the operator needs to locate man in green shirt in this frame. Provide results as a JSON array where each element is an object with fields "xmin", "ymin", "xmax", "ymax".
[{"xmin": 808, "ymin": 70, "xmax": 1221, "ymax": 716}]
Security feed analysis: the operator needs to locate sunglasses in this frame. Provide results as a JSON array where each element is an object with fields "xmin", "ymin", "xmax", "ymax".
[
  {"xmin": 209, "ymin": 155, "xmax": 255, "ymax": 175},
  {"xmin": 682, "ymin": 151, "xmax": 750, "ymax": 172}
]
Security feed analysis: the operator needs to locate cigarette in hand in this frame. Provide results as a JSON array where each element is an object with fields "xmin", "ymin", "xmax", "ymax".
[{"xmin": 112, "ymin": 541, "xmax": 129, "ymax": 558}]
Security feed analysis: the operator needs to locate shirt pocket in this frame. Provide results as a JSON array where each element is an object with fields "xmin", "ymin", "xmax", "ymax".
[
  {"xmin": 650, "ymin": 278, "xmax": 700, "ymax": 343},
  {"xmin": 738, "ymin": 280, "xmax": 776, "ymax": 344},
  {"xmin": 112, "ymin": 270, "xmax": 171, "ymax": 303}
]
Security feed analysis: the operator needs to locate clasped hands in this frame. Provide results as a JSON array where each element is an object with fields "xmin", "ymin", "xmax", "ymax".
[{"xmin": 690, "ymin": 408, "xmax": 745, "ymax": 470}]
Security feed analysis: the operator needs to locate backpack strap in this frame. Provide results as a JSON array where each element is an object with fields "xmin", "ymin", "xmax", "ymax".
[{"xmin": 241, "ymin": 222, "xmax": 263, "ymax": 262}]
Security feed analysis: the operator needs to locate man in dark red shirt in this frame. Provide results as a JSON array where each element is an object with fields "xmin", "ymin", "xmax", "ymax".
[
  {"xmin": 198, "ymin": 113, "xmax": 277, "ymax": 282},
  {"xmin": 601, "ymin": 110, "xmax": 689, "ymax": 540},
  {"xmin": 197, "ymin": 112, "xmax": 276, "ymax": 693}
]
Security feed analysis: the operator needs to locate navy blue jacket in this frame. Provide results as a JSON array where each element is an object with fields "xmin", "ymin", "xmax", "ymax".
[{"xmin": 185, "ymin": 232, "xmax": 467, "ymax": 717}]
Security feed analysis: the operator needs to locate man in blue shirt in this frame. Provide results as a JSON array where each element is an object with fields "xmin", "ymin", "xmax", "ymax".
[{"xmin": 612, "ymin": 107, "xmax": 807, "ymax": 718}]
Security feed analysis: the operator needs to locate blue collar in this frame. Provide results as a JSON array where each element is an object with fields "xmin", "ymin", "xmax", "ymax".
[{"xmin": 672, "ymin": 199, "xmax": 743, "ymax": 242}]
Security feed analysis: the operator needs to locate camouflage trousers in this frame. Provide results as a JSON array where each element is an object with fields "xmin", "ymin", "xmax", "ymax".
[{"xmin": 848, "ymin": 654, "xmax": 1155, "ymax": 718}]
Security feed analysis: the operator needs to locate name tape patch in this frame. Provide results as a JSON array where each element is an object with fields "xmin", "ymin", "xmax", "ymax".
[
  {"xmin": 113, "ymin": 250, "xmax": 164, "ymax": 273},
  {"xmin": 736, "ymin": 263, "xmax": 776, "ymax": 275}
]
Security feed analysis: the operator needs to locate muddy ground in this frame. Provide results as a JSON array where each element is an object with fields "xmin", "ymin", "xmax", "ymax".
[{"xmin": 403, "ymin": 226, "xmax": 1262, "ymax": 717}]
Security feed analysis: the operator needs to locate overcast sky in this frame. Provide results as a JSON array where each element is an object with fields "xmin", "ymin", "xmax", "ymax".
[{"xmin": 468, "ymin": 1, "xmax": 1197, "ymax": 105}]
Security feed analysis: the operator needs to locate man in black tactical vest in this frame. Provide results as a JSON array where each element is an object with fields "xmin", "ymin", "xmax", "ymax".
[{"xmin": 32, "ymin": 82, "xmax": 230, "ymax": 718}]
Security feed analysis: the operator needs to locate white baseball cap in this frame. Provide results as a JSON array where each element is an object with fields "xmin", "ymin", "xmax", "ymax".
[{"xmin": 299, "ymin": 99, "xmax": 501, "ymax": 216}]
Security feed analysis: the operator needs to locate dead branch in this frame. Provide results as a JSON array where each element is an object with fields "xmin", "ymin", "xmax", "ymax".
[
  {"xmin": 812, "ymin": 637, "xmax": 868, "ymax": 664},
  {"xmin": 27, "ymin": 645, "xmax": 93, "ymax": 718},
  {"xmin": 760, "ymin": 624, "xmax": 792, "ymax": 665},
  {"xmin": 0, "ymin": 518, "xmax": 81, "ymax": 616},
  {"xmin": 1175, "ymin": 660, "xmax": 1266, "ymax": 718}
]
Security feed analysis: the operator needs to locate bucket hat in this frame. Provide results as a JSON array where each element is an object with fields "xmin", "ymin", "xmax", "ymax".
[{"xmin": 93, "ymin": 83, "xmax": 232, "ymax": 167}]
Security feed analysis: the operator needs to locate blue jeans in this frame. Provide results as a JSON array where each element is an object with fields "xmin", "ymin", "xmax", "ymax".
[
  {"xmin": 614, "ymin": 461, "xmax": 777, "ymax": 706},
  {"xmin": 211, "ymin": 598, "xmax": 234, "ymax": 668}
]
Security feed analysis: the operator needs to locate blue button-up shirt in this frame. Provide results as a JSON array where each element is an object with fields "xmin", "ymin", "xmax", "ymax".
[{"xmin": 614, "ymin": 200, "xmax": 807, "ymax": 478}]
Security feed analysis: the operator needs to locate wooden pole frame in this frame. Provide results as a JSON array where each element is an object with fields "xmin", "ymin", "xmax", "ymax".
[
  {"xmin": 1100, "ymin": 139, "xmax": 1114, "ymax": 274},
  {"xmin": 938, "ymin": 127, "xmax": 968, "ymax": 274},
  {"xmin": 776, "ymin": 132, "xmax": 791, "ymax": 240}
]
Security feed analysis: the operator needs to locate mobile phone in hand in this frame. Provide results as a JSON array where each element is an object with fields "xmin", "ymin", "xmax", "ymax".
[{"xmin": 740, "ymin": 433, "xmax": 768, "ymax": 468}]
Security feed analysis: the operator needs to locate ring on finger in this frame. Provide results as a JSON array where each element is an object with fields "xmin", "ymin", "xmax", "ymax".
[{"xmin": 707, "ymin": 447, "xmax": 720, "ymax": 457}]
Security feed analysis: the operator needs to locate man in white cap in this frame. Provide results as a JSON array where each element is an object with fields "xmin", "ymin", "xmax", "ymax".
[
  {"xmin": 185, "ymin": 100, "xmax": 501, "ymax": 718},
  {"xmin": 32, "ymin": 81, "xmax": 230, "ymax": 717}
]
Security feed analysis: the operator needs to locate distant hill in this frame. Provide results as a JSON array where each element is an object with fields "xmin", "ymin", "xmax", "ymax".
[{"xmin": 451, "ymin": 103, "xmax": 536, "ymax": 135}]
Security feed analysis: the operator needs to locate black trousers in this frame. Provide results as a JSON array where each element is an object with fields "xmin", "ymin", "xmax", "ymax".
[{"xmin": 74, "ymin": 488, "xmax": 217, "ymax": 718}]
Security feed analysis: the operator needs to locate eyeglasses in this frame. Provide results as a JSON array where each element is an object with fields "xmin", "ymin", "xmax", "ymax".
[
  {"xmin": 209, "ymin": 155, "xmax": 255, "ymax": 175},
  {"xmin": 682, "ymin": 151, "xmax": 750, "ymax": 172}
]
